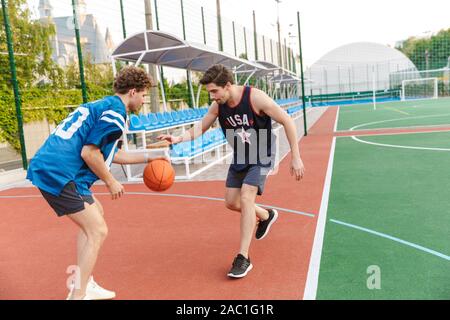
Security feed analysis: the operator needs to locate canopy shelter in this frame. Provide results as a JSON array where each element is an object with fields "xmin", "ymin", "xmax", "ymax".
[
  {"xmin": 269, "ymin": 72, "xmax": 313, "ymax": 100},
  {"xmin": 269, "ymin": 73, "xmax": 302, "ymax": 84},
  {"xmin": 234, "ymin": 61, "xmax": 270, "ymax": 78},
  {"xmin": 255, "ymin": 60, "xmax": 294, "ymax": 76},
  {"xmin": 110, "ymin": 31, "xmax": 305, "ymax": 182},
  {"xmin": 112, "ymin": 31, "xmax": 269, "ymax": 181},
  {"xmin": 112, "ymin": 30, "xmax": 263, "ymax": 73},
  {"xmin": 266, "ymin": 73, "xmax": 296, "ymax": 100},
  {"xmin": 232, "ymin": 59, "xmax": 306, "ymax": 99},
  {"xmin": 111, "ymin": 30, "xmax": 266, "ymax": 109},
  {"xmin": 233, "ymin": 60, "xmax": 292, "ymax": 78}
]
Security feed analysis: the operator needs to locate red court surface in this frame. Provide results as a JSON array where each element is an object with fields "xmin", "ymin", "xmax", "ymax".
[{"xmin": 0, "ymin": 108, "xmax": 338, "ymax": 300}]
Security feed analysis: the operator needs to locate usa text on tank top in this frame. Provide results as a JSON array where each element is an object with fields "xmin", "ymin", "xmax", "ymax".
[{"xmin": 218, "ymin": 86, "xmax": 275, "ymax": 171}]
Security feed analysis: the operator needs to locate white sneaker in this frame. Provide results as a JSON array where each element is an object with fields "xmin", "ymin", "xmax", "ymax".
[
  {"xmin": 87, "ymin": 276, "xmax": 116, "ymax": 300},
  {"xmin": 66, "ymin": 276, "xmax": 116, "ymax": 300}
]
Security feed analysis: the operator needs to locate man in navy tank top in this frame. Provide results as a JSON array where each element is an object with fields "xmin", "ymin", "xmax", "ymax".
[{"xmin": 159, "ymin": 64, "xmax": 305, "ymax": 278}]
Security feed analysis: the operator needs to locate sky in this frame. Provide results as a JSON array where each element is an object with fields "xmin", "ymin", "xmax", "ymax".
[
  {"xmin": 27, "ymin": 0, "xmax": 450, "ymax": 73},
  {"xmin": 218, "ymin": 0, "xmax": 450, "ymax": 66}
]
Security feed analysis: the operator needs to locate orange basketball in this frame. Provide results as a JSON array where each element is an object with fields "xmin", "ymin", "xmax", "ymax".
[{"xmin": 143, "ymin": 159, "xmax": 175, "ymax": 192}]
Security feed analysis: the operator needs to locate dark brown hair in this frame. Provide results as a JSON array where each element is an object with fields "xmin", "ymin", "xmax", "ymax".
[
  {"xmin": 113, "ymin": 66, "xmax": 155, "ymax": 94},
  {"xmin": 199, "ymin": 64, "xmax": 234, "ymax": 87}
]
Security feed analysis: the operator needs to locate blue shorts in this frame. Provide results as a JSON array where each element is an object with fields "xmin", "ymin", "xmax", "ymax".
[
  {"xmin": 39, "ymin": 181, "xmax": 95, "ymax": 217},
  {"xmin": 226, "ymin": 165, "xmax": 271, "ymax": 196}
]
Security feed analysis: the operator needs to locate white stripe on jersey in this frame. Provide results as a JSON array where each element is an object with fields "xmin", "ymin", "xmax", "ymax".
[
  {"xmin": 105, "ymin": 140, "xmax": 119, "ymax": 170},
  {"xmin": 100, "ymin": 116, "xmax": 125, "ymax": 132},
  {"xmin": 101, "ymin": 110, "xmax": 126, "ymax": 124}
]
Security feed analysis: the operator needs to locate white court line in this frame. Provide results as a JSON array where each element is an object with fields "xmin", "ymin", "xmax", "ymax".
[
  {"xmin": 349, "ymin": 113, "xmax": 450, "ymax": 131},
  {"xmin": 0, "ymin": 192, "xmax": 315, "ymax": 218},
  {"xmin": 330, "ymin": 219, "xmax": 450, "ymax": 261},
  {"xmin": 337, "ymin": 128, "xmax": 450, "ymax": 138},
  {"xmin": 303, "ymin": 130, "xmax": 338, "ymax": 301},
  {"xmin": 346, "ymin": 113, "xmax": 450, "ymax": 152},
  {"xmin": 336, "ymin": 123, "xmax": 450, "ymax": 134},
  {"xmin": 382, "ymin": 106, "xmax": 410, "ymax": 115},
  {"xmin": 333, "ymin": 107, "xmax": 340, "ymax": 132},
  {"xmin": 351, "ymin": 135, "xmax": 450, "ymax": 152}
]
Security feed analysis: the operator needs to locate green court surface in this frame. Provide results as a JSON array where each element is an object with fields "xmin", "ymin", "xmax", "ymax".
[
  {"xmin": 355, "ymin": 131, "xmax": 450, "ymax": 149},
  {"xmin": 316, "ymin": 125, "xmax": 450, "ymax": 299},
  {"xmin": 337, "ymin": 97, "xmax": 450, "ymax": 131}
]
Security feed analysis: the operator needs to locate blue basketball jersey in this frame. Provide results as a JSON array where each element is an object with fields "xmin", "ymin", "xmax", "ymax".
[{"xmin": 26, "ymin": 95, "xmax": 127, "ymax": 196}]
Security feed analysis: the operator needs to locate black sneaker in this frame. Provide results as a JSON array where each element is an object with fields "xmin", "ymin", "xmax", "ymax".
[
  {"xmin": 227, "ymin": 254, "xmax": 253, "ymax": 278},
  {"xmin": 255, "ymin": 209, "xmax": 279, "ymax": 240}
]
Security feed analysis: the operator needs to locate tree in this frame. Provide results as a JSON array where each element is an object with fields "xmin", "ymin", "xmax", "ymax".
[
  {"xmin": 64, "ymin": 53, "xmax": 114, "ymax": 94},
  {"xmin": 0, "ymin": 0, "xmax": 63, "ymax": 90},
  {"xmin": 397, "ymin": 28, "xmax": 450, "ymax": 71},
  {"xmin": 239, "ymin": 53, "xmax": 248, "ymax": 60}
]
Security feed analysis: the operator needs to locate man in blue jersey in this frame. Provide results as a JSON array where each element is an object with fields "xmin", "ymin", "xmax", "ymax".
[
  {"xmin": 27, "ymin": 66, "xmax": 162, "ymax": 300},
  {"xmin": 158, "ymin": 64, "xmax": 305, "ymax": 278}
]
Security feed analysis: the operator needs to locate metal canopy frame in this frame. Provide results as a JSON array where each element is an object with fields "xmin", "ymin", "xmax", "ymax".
[
  {"xmin": 111, "ymin": 30, "xmax": 267, "ymax": 110},
  {"xmin": 112, "ymin": 30, "xmax": 263, "ymax": 72},
  {"xmin": 112, "ymin": 30, "xmax": 271, "ymax": 181}
]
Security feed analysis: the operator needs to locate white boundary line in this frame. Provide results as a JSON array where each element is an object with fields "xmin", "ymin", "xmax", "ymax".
[
  {"xmin": 351, "ymin": 135, "xmax": 450, "ymax": 152},
  {"xmin": 349, "ymin": 113, "xmax": 450, "ymax": 131},
  {"xmin": 336, "ymin": 123, "xmax": 450, "ymax": 133},
  {"xmin": 345, "ymin": 112, "xmax": 450, "ymax": 152},
  {"xmin": 337, "ymin": 128, "xmax": 450, "ymax": 138},
  {"xmin": 330, "ymin": 219, "xmax": 450, "ymax": 261},
  {"xmin": 333, "ymin": 107, "xmax": 340, "ymax": 132},
  {"xmin": 0, "ymin": 192, "xmax": 316, "ymax": 218},
  {"xmin": 303, "ymin": 113, "xmax": 338, "ymax": 300}
]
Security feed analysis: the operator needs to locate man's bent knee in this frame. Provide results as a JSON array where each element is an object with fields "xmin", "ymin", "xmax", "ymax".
[
  {"xmin": 240, "ymin": 194, "xmax": 256, "ymax": 207},
  {"xmin": 86, "ymin": 224, "xmax": 108, "ymax": 247},
  {"xmin": 225, "ymin": 201, "xmax": 241, "ymax": 212}
]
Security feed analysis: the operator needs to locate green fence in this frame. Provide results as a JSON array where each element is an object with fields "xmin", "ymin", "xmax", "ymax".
[{"xmin": 1, "ymin": 0, "xmax": 303, "ymax": 171}]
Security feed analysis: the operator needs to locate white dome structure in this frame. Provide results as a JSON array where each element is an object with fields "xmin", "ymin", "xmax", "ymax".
[{"xmin": 306, "ymin": 42, "xmax": 418, "ymax": 95}]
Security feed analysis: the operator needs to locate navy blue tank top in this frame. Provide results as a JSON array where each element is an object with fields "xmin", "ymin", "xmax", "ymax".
[{"xmin": 218, "ymin": 86, "xmax": 276, "ymax": 171}]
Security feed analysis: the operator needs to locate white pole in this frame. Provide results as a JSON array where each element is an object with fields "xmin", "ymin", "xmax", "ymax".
[
  {"xmin": 434, "ymin": 78, "xmax": 438, "ymax": 99},
  {"xmin": 188, "ymin": 70, "xmax": 197, "ymax": 108},
  {"xmin": 111, "ymin": 57, "xmax": 117, "ymax": 76},
  {"xmin": 158, "ymin": 65, "xmax": 168, "ymax": 112},
  {"xmin": 244, "ymin": 70, "xmax": 256, "ymax": 85},
  {"xmin": 233, "ymin": 66, "xmax": 238, "ymax": 84},
  {"xmin": 196, "ymin": 83, "xmax": 202, "ymax": 108},
  {"xmin": 401, "ymin": 80, "xmax": 405, "ymax": 101},
  {"xmin": 372, "ymin": 65, "xmax": 377, "ymax": 110}
]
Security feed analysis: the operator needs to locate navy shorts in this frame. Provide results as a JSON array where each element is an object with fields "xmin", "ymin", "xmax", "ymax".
[
  {"xmin": 39, "ymin": 181, "xmax": 95, "ymax": 217},
  {"xmin": 226, "ymin": 165, "xmax": 271, "ymax": 196}
]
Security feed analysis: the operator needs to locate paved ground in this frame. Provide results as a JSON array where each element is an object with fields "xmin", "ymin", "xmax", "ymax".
[{"xmin": 0, "ymin": 145, "xmax": 23, "ymax": 172}]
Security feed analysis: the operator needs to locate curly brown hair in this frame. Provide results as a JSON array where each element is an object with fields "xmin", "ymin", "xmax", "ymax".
[
  {"xmin": 199, "ymin": 64, "xmax": 234, "ymax": 87},
  {"xmin": 113, "ymin": 66, "xmax": 155, "ymax": 94}
]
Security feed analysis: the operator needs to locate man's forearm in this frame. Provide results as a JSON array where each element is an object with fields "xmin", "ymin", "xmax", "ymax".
[
  {"xmin": 180, "ymin": 122, "xmax": 203, "ymax": 142},
  {"xmin": 283, "ymin": 119, "xmax": 301, "ymax": 159},
  {"xmin": 113, "ymin": 151, "xmax": 147, "ymax": 165},
  {"xmin": 82, "ymin": 148, "xmax": 116, "ymax": 185}
]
